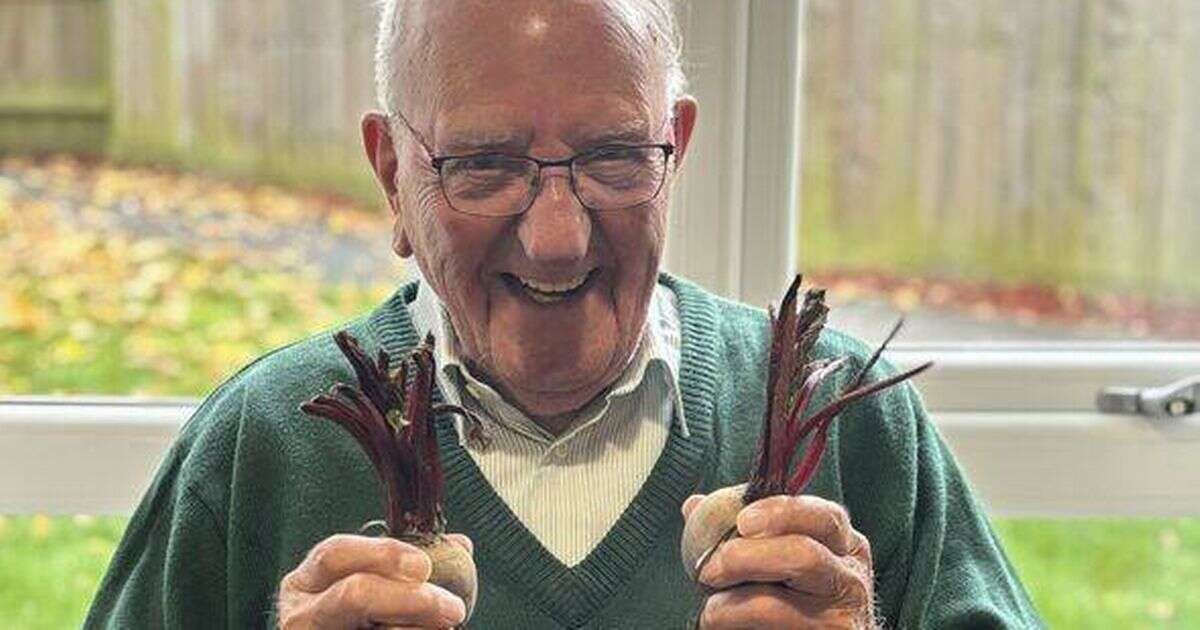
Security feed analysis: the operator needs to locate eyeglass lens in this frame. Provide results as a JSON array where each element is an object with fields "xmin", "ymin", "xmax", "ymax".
[{"xmin": 439, "ymin": 146, "xmax": 669, "ymax": 216}]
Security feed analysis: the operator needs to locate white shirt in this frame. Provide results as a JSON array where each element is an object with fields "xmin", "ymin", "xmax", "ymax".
[{"xmin": 408, "ymin": 279, "xmax": 686, "ymax": 566}]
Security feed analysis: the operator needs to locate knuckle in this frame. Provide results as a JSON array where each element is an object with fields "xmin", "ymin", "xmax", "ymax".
[
  {"xmin": 699, "ymin": 594, "xmax": 727, "ymax": 629},
  {"xmin": 376, "ymin": 537, "xmax": 409, "ymax": 567},
  {"xmin": 275, "ymin": 588, "xmax": 307, "ymax": 627},
  {"xmin": 821, "ymin": 502, "xmax": 851, "ymax": 536},
  {"xmin": 306, "ymin": 535, "xmax": 348, "ymax": 574},
  {"xmin": 280, "ymin": 567, "xmax": 300, "ymax": 591},
  {"xmin": 826, "ymin": 568, "xmax": 846, "ymax": 599},
  {"xmin": 793, "ymin": 534, "xmax": 825, "ymax": 569},
  {"xmin": 851, "ymin": 531, "xmax": 872, "ymax": 560},
  {"xmin": 330, "ymin": 573, "xmax": 370, "ymax": 614},
  {"xmin": 834, "ymin": 563, "xmax": 872, "ymax": 604}
]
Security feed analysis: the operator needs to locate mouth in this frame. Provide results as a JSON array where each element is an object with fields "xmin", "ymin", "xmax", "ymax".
[{"xmin": 501, "ymin": 269, "xmax": 597, "ymax": 305}]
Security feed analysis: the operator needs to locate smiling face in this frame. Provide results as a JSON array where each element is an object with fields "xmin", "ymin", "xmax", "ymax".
[{"xmin": 364, "ymin": 0, "xmax": 696, "ymax": 423}]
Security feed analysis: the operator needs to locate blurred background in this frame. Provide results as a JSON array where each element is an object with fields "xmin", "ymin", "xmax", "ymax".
[{"xmin": 1, "ymin": 0, "xmax": 1197, "ymax": 627}]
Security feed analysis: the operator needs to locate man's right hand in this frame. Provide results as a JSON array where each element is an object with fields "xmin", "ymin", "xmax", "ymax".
[{"xmin": 277, "ymin": 533, "xmax": 472, "ymax": 629}]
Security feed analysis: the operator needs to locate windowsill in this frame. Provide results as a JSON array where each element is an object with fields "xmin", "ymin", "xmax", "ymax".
[{"xmin": 2, "ymin": 345, "xmax": 1198, "ymax": 516}]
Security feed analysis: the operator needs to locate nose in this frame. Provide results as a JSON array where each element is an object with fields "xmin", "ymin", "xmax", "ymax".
[{"xmin": 515, "ymin": 169, "xmax": 591, "ymax": 264}]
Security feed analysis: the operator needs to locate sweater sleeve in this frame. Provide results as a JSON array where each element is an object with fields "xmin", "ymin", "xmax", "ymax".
[
  {"xmin": 84, "ymin": 391, "xmax": 236, "ymax": 629},
  {"xmin": 866, "ymin": 384, "xmax": 1044, "ymax": 629}
]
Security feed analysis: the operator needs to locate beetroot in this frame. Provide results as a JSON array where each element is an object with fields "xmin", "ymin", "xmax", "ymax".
[
  {"xmin": 301, "ymin": 332, "xmax": 478, "ymax": 620},
  {"xmin": 681, "ymin": 275, "xmax": 932, "ymax": 580}
]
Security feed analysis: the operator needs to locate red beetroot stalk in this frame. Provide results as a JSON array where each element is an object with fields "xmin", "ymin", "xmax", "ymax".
[
  {"xmin": 300, "ymin": 332, "xmax": 479, "ymax": 621},
  {"xmin": 744, "ymin": 274, "xmax": 934, "ymax": 504},
  {"xmin": 300, "ymin": 331, "xmax": 465, "ymax": 537},
  {"xmin": 682, "ymin": 274, "xmax": 933, "ymax": 590},
  {"xmin": 785, "ymin": 358, "xmax": 932, "ymax": 494}
]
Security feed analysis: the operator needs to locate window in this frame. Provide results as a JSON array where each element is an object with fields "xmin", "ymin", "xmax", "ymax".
[{"xmin": 667, "ymin": 3, "xmax": 1199, "ymax": 624}]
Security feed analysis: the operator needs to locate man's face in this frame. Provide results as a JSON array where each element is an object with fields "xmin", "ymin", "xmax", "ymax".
[{"xmin": 365, "ymin": 0, "xmax": 696, "ymax": 420}]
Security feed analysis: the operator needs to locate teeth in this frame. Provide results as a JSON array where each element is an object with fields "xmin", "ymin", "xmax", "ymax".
[
  {"xmin": 517, "ymin": 272, "xmax": 590, "ymax": 302},
  {"xmin": 519, "ymin": 273, "xmax": 589, "ymax": 294}
]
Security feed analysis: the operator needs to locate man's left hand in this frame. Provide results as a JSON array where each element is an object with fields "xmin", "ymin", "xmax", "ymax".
[{"xmin": 681, "ymin": 493, "xmax": 876, "ymax": 629}]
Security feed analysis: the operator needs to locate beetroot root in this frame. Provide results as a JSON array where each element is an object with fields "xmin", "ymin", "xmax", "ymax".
[{"xmin": 680, "ymin": 484, "xmax": 747, "ymax": 581}]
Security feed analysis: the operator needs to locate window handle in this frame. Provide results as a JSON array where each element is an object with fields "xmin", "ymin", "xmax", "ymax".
[{"xmin": 1098, "ymin": 376, "xmax": 1199, "ymax": 419}]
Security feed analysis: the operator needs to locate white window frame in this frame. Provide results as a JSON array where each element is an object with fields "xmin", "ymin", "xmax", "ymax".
[{"xmin": 2, "ymin": 1, "xmax": 1198, "ymax": 518}]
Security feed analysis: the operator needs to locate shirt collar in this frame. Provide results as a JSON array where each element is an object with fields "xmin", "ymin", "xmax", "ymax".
[{"xmin": 407, "ymin": 273, "xmax": 688, "ymax": 446}]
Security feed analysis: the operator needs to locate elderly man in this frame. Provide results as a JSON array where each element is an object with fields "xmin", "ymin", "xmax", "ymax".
[{"xmin": 87, "ymin": 1, "xmax": 1041, "ymax": 628}]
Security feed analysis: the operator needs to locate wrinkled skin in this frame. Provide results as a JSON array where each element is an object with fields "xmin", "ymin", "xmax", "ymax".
[
  {"xmin": 277, "ymin": 533, "xmax": 473, "ymax": 629},
  {"xmin": 363, "ymin": 0, "xmax": 698, "ymax": 432},
  {"xmin": 681, "ymin": 492, "xmax": 877, "ymax": 629}
]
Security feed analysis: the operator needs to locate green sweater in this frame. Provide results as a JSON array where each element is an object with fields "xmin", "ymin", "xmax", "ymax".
[{"xmin": 86, "ymin": 274, "xmax": 1042, "ymax": 629}]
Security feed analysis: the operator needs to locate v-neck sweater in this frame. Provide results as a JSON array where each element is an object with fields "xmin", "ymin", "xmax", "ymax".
[
  {"xmin": 408, "ymin": 280, "xmax": 686, "ymax": 566},
  {"xmin": 86, "ymin": 273, "xmax": 1043, "ymax": 629}
]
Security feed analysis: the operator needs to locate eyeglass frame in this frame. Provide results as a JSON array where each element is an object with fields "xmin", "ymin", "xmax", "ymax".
[{"xmin": 387, "ymin": 109, "xmax": 677, "ymax": 217}]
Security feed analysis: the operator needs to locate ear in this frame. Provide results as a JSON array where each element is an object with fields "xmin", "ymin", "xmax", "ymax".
[
  {"xmin": 362, "ymin": 111, "xmax": 413, "ymax": 258},
  {"xmin": 670, "ymin": 96, "xmax": 698, "ymax": 167}
]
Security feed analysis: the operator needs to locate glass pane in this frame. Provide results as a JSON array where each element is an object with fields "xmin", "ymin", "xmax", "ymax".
[
  {"xmin": 800, "ymin": 0, "xmax": 1199, "ymax": 344},
  {"xmin": 1, "ymin": 5, "xmax": 401, "ymax": 626},
  {"xmin": 799, "ymin": 4, "xmax": 1200, "ymax": 627}
]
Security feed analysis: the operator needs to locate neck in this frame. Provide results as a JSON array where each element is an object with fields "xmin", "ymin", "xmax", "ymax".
[{"xmin": 466, "ymin": 360, "xmax": 609, "ymax": 436}]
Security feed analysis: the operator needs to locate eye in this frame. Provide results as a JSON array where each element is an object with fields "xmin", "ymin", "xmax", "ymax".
[
  {"xmin": 576, "ymin": 146, "xmax": 660, "ymax": 189},
  {"xmin": 587, "ymin": 146, "xmax": 647, "ymax": 164},
  {"xmin": 447, "ymin": 154, "xmax": 524, "ymax": 175}
]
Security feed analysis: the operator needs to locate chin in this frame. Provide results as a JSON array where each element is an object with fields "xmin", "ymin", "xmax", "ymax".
[
  {"xmin": 510, "ymin": 341, "xmax": 613, "ymax": 392},
  {"xmin": 486, "ymin": 329, "xmax": 624, "ymax": 414}
]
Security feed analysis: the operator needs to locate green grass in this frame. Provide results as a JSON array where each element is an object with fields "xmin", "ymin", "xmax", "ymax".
[
  {"xmin": 0, "ymin": 515, "xmax": 128, "ymax": 629},
  {"xmin": 994, "ymin": 519, "xmax": 1200, "ymax": 628},
  {"xmin": 1, "ymin": 516, "xmax": 1196, "ymax": 628}
]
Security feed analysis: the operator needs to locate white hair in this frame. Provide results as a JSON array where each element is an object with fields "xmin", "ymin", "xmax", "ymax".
[{"xmin": 372, "ymin": 0, "xmax": 688, "ymax": 116}]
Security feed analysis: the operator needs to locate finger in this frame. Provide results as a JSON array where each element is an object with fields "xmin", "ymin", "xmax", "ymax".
[
  {"xmin": 737, "ymin": 495, "xmax": 857, "ymax": 555},
  {"xmin": 303, "ymin": 572, "xmax": 466, "ymax": 628},
  {"xmin": 444, "ymin": 533, "xmax": 474, "ymax": 556},
  {"xmin": 846, "ymin": 529, "xmax": 872, "ymax": 568},
  {"xmin": 701, "ymin": 583, "xmax": 869, "ymax": 629},
  {"xmin": 284, "ymin": 534, "xmax": 433, "ymax": 593},
  {"xmin": 699, "ymin": 534, "xmax": 869, "ymax": 605},
  {"xmin": 699, "ymin": 583, "xmax": 814, "ymax": 629},
  {"xmin": 682, "ymin": 494, "xmax": 705, "ymax": 519}
]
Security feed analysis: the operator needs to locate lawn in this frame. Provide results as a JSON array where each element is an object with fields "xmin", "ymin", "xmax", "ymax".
[{"xmin": 1, "ymin": 157, "xmax": 1197, "ymax": 628}]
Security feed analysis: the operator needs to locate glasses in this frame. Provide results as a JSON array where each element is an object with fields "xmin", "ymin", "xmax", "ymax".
[{"xmin": 391, "ymin": 111, "xmax": 675, "ymax": 217}]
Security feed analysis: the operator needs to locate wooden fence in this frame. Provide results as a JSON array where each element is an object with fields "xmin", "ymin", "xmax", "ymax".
[
  {"xmin": 108, "ymin": 0, "xmax": 380, "ymax": 198},
  {"xmin": 0, "ymin": 0, "xmax": 109, "ymax": 152},
  {"xmin": 801, "ymin": 0, "xmax": 1200, "ymax": 297},
  {"xmin": 1, "ymin": 0, "xmax": 1196, "ymax": 296}
]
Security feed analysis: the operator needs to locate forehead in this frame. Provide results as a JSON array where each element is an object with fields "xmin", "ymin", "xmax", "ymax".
[{"xmin": 406, "ymin": 0, "xmax": 666, "ymax": 145}]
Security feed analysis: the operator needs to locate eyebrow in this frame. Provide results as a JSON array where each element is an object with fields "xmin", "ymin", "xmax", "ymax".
[
  {"xmin": 437, "ymin": 119, "xmax": 659, "ymax": 156},
  {"xmin": 438, "ymin": 130, "xmax": 530, "ymax": 156},
  {"xmin": 569, "ymin": 120, "xmax": 657, "ymax": 148}
]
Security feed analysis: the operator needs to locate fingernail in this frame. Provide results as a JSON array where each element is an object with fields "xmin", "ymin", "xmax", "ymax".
[
  {"xmin": 698, "ymin": 552, "xmax": 723, "ymax": 585},
  {"xmin": 439, "ymin": 594, "xmax": 466, "ymax": 625},
  {"xmin": 739, "ymin": 507, "xmax": 767, "ymax": 536}
]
